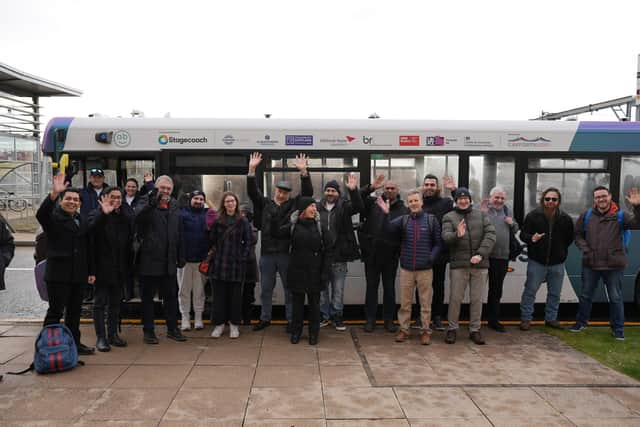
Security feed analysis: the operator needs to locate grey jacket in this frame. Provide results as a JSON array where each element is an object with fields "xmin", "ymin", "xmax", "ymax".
[
  {"xmin": 442, "ymin": 208, "xmax": 496, "ymax": 269},
  {"xmin": 486, "ymin": 205, "xmax": 519, "ymax": 260}
]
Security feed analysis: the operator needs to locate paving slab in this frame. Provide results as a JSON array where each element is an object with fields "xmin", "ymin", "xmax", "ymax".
[
  {"xmin": 320, "ymin": 364, "xmax": 371, "ymax": 387},
  {"xmin": 254, "ymin": 364, "xmax": 321, "ymax": 387},
  {"xmin": 163, "ymin": 387, "xmax": 248, "ymax": 422},
  {"xmin": 394, "ymin": 386, "xmax": 483, "ymax": 419},
  {"xmin": 245, "ymin": 386, "xmax": 325, "ymax": 419},
  {"xmin": 327, "ymin": 420, "xmax": 409, "ymax": 427},
  {"xmin": 112, "ymin": 364, "xmax": 191, "ymax": 388},
  {"xmin": 407, "ymin": 418, "xmax": 492, "ymax": 427},
  {"xmin": 324, "ymin": 387, "xmax": 404, "ymax": 419},
  {"xmin": 534, "ymin": 387, "xmax": 638, "ymax": 419},
  {"xmin": 196, "ymin": 345, "xmax": 260, "ymax": 366},
  {"xmin": 182, "ymin": 365, "xmax": 255, "ymax": 388},
  {"xmin": 0, "ymin": 387, "xmax": 104, "ymax": 421},
  {"xmin": 464, "ymin": 387, "xmax": 561, "ymax": 418},
  {"xmin": 81, "ymin": 388, "xmax": 177, "ymax": 421}
]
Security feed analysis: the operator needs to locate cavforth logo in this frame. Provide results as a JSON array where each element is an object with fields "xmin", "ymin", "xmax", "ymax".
[
  {"xmin": 158, "ymin": 134, "xmax": 208, "ymax": 145},
  {"xmin": 158, "ymin": 134, "xmax": 169, "ymax": 145},
  {"xmin": 507, "ymin": 136, "xmax": 551, "ymax": 143},
  {"xmin": 426, "ymin": 136, "xmax": 445, "ymax": 146},
  {"xmin": 285, "ymin": 135, "xmax": 313, "ymax": 146}
]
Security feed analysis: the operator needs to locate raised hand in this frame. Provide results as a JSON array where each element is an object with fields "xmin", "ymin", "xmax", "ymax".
[
  {"xmin": 248, "ymin": 152, "xmax": 263, "ymax": 174},
  {"xmin": 479, "ymin": 198, "xmax": 490, "ymax": 212},
  {"xmin": 50, "ymin": 172, "xmax": 68, "ymax": 199},
  {"xmin": 372, "ymin": 173, "xmax": 385, "ymax": 190},
  {"xmin": 443, "ymin": 175, "xmax": 456, "ymax": 191},
  {"xmin": 376, "ymin": 196, "xmax": 390, "ymax": 214},
  {"xmin": 143, "ymin": 172, "xmax": 154, "ymax": 184},
  {"xmin": 345, "ymin": 173, "xmax": 358, "ymax": 191},
  {"xmin": 293, "ymin": 153, "xmax": 308, "ymax": 175},
  {"xmin": 98, "ymin": 198, "xmax": 115, "ymax": 215},
  {"xmin": 626, "ymin": 187, "xmax": 640, "ymax": 206},
  {"xmin": 457, "ymin": 218, "xmax": 466, "ymax": 238}
]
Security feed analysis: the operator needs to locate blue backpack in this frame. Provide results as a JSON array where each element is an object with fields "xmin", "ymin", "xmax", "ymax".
[
  {"xmin": 583, "ymin": 209, "xmax": 631, "ymax": 253},
  {"xmin": 8, "ymin": 324, "xmax": 83, "ymax": 375}
]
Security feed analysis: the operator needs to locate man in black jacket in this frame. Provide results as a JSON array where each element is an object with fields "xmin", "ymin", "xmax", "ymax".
[
  {"xmin": 80, "ymin": 168, "xmax": 109, "ymax": 218},
  {"xmin": 318, "ymin": 176, "xmax": 363, "ymax": 331},
  {"xmin": 36, "ymin": 172, "xmax": 95, "ymax": 355},
  {"xmin": 135, "ymin": 175, "xmax": 187, "ymax": 344},
  {"xmin": 519, "ymin": 187, "xmax": 574, "ymax": 331},
  {"xmin": 89, "ymin": 187, "xmax": 132, "ymax": 351},
  {"xmin": 359, "ymin": 175, "xmax": 408, "ymax": 333},
  {"xmin": 248, "ymin": 152, "xmax": 312, "ymax": 331}
]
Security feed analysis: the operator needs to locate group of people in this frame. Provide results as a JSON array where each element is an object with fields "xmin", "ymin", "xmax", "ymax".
[{"xmin": 37, "ymin": 152, "xmax": 640, "ymax": 355}]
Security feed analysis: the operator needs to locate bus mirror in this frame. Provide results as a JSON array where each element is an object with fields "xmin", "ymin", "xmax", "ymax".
[{"xmin": 95, "ymin": 132, "xmax": 113, "ymax": 144}]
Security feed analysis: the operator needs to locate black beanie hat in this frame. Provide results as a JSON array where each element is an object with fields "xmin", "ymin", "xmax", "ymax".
[
  {"xmin": 323, "ymin": 180, "xmax": 341, "ymax": 194},
  {"xmin": 454, "ymin": 187, "xmax": 472, "ymax": 202},
  {"xmin": 297, "ymin": 196, "xmax": 316, "ymax": 212}
]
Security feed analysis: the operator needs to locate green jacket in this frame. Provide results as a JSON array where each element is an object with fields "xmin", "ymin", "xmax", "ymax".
[{"xmin": 442, "ymin": 208, "xmax": 496, "ymax": 269}]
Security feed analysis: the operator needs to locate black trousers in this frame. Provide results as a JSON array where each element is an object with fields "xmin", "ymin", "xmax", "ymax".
[
  {"xmin": 364, "ymin": 253, "xmax": 399, "ymax": 322},
  {"xmin": 213, "ymin": 280, "xmax": 242, "ymax": 326},
  {"xmin": 140, "ymin": 275, "xmax": 179, "ymax": 332},
  {"xmin": 241, "ymin": 281, "xmax": 256, "ymax": 324},
  {"xmin": 414, "ymin": 261, "xmax": 447, "ymax": 320},
  {"xmin": 292, "ymin": 290, "xmax": 320, "ymax": 337},
  {"xmin": 487, "ymin": 258, "xmax": 509, "ymax": 324},
  {"xmin": 93, "ymin": 278, "xmax": 122, "ymax": 338},
  {"xmin": 44, "ymin": 281, "xmax": 84, "ymax": 345}
]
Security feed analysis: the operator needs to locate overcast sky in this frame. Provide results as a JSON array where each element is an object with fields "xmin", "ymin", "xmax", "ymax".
[{"xmin": 2, "ymin": 0, "xmax": 639, "ymax": 123}]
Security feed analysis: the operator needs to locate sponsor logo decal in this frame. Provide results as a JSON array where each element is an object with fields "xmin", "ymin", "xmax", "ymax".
[
  {"xmin": 158, "ymin": 134, "xmax": 208, "ymax": 145},
  {"xmin": 285, "ymin": 135, "xmax": 313, "ymax": 146},
  {"xmin": 346, "ymin": 136, "xmax": 356, "ymax": 142},
  {"xmin": 319, "ymin": 136, "xmax": 357, "ymax": 146},
  {"xmin": 505, "ymin": 133, "xmax": 551, "ymax": 148},
  {"xmin": 158, "ymin": 134, "xmax": 169, "ymax": 145},
  {"xmin": 256, "ymin": 134, "xmax": 279, "ymax": 145},
  {"xmin": 463, "ymin": 136, "xmax": 495, "ymax": 147},
  {"xmin": 113, "ymin": 130, "xmax": 131, "ymax": 148},
  {"xmin": 507, "ymin": 136, "xmax": 551, "ymax": 143},
  {"xmin": 426, "ymin": 136, "xmax": 445, "ymax": 146},
  {"xmin": 399, "ymin": 135, "xmax": 420, "ymax": 146},
  {"xmin": 222, "ymin": 135, "xmax": 235, "ymax": 145},
  {"xmin": 362, "ymin": 136, "xmax": 373, "ymax": 144}
]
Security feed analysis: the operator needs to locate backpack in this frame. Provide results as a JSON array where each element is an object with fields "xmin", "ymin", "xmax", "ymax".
[
  {"xmin": 583, "ymin": 208, "xmax": 631, "ymax": 253},
  {"xmin": 8, "ymin": 324, "xmax": 83, "ymax": 375}
]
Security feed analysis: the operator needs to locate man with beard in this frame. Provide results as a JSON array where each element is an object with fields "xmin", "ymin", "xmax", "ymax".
[
  {"xmin": 359, "ymin": 174, "xmax": 408, "ymax": 333},
  {"xmin": 89, "ymin": 187, "xmax": 132, "ymax": 351},
  {"xmin": 571, "ymin": 186, "xmax": 640, "ymax": 340},
  {"xmin": 318, "ymin": 175, "xmax": 363, "ymax": 331},
  {"xmin": 519, "ymin": 187, "xmax": 574, "ymax": 331}
]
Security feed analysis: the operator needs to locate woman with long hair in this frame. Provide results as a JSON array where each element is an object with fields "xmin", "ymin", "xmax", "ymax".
[{"xmin": 209, "ymin": 192, "xmax": 251, "ymax": 339}]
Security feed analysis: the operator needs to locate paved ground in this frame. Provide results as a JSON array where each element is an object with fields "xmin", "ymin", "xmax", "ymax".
[{"xmin": 1, "ymin": 322, "xmax": 639, "ymax": 426}]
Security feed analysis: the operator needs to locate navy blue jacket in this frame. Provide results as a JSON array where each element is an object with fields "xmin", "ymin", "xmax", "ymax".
[
  {"xmin": 181, "ymin": 206, "xmax": 209, "ymax": 262},
  {"xmin": 80, "ymin": 183, "xmax": 109, "ymax": 218},
  {"xmin": 385, "ymin": 211, "xmax": 442, "ymax": 271}
]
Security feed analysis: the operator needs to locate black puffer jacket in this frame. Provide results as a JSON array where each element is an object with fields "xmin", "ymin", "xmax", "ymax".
[
  {"xmin": 358, "ymin": 185, "xmax": 409, "ymax": 261},
  {"xmin": 36, "ymin": 196, "xmax": 93, "ymax": 284},
  {"xmin": 88, "ymin": 207, "xmax": 133, "ymax": 284},
  {"xmin": 520, "ymin": 207, "xmax": 574, "ymax": 266},
  {"xmin": 80, "ymin": 183, "xmax": 109, "ymax": 218},
  {"xmin": 318, "ymin": 187, "xmax": 363, "ymax": 263},
  {"xmin": 135, "ymin": 195, "xmax": 185, "ymax": 277},
  {"xmin": 0, "ymin": 218, "xmax": 13, "ymax": 290},
  {"xmin": 247, "ymin": 174, "xmax": 313, "ymax": 255}
]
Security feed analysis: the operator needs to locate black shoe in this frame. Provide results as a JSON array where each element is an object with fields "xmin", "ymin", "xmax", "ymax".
[
  {"xmin": 143, "ymin": 330, "xmax": 159, "ymax": 344},
  {"xmin": 363, "ymin": 320, "xmax": 375, "ymax": 333},
  {"xmin": 431, "ymin": 316, "xmax": 446, "ymax": 331},
  {"xmin": 470, "ymin": 331, "xmax": 486, "ymax": 345},
  {"xmin": 290, "ymin": 334, "xmax": 301, "ymax": 344},
  {"xmin": 167, "ymin": 329, "xmax": 187, "ymax": 342},
  {"xmin": 445, "ymin": 330, "xmax": 456, "ymax": 344},
  {"xmin": 96, "ymin": 336, "xmax": 111, "ymax": 352},
  {"xmin": 253, "ymin": 321, "xmax": 271, "ymax": 331},
  {"xmin": 334, "ymin": 317, "xmax": 346, "ymax": 331},
  {"xmin": 384, "ymin": 320, "xmax": 398, "ymax": 333},
  {"xmin": 488, "ymin": 322, "xmax": 506, "ymax": 332},
  {"xmin": 78, "ymin": 343, "xmax": 96, "ymax": 355},
  {"xmin": 309, "ymin": 335, "xmax": 318, "ymax": 345},
  {"xmin": 109, "ymin": 334, "xmax": 128, "ymax": 347},
  {"xmin": 285, "ymin": 322, "xmax": 292, "ymax": 334}
]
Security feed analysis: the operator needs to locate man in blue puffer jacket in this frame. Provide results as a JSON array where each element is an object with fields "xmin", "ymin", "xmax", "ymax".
[
  {"xmin": 378, "ymin": 189, "xmax": 443, "ymax": 345},
  {"xmin": 178, "ymin": 190, "xmax": 211, "ymax": 331}
]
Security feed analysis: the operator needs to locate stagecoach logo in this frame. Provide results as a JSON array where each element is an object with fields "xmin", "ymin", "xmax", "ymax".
[
  {"xmin": 285, "ymin": 135, "xmax": 313, "ymax": 146},
  {"xmin": 158, "ymin": 134, "xmax": 169, "ymax": 145},
  {"xmin": 113, "ymin": 130, "xmax": 132, "ymax": 148},
  {"xmin": 426, "ymin": 136, "xmax": 445, "ymax": 146},
  {"xmin": 158, "ymin": 134, "xmax": 208, "ymax": 145},
  {"xmin": 222, "ymin": 134, "xmax": 235, "ymax": 145}
]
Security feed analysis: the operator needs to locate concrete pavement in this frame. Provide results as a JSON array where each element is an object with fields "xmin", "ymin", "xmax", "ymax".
[{"xmin": 1, "ymin": 322, "xmax": 639, "ymax": 426}]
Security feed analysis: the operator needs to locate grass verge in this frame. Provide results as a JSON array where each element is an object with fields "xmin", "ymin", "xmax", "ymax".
[{"xmin": 544, "ymin": 326, "xmax": 640, "ymax": 381}]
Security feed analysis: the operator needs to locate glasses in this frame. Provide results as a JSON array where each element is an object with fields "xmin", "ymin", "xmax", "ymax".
[
  {"xmin": 544, "ymin": 197, "xmax": 559, "ymax": 202},
  {"xmin": 384, "ymin": 187, "xmax": 397, "ymax": 190}
]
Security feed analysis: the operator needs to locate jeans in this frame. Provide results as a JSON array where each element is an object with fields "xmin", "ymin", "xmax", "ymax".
[
  {"xmin": 140, "ymin": 275, "xmax": 179, "ymax": 333},
  {"xmin": 487, "ymin": 258, "xmax": 509, "ymax": 324},
  {"xmin": 520, "ymin": 259, "xmax": 564, "ymax": 322},
  {"xmin": 576, "ymin": 267, "xmax": 624, "ymax": 333},
  {"xmin": 398, "ymin": 268, "xmax": 433, "ymax": 334},
  {"xmin": 259, "ymin": 253, "xmax": 293, "ymax": 322},
  {"xmin": 364, "ymin": 253, "xmax": 399, "ymax": 322},
  {"xmin": 320, "ymin": 262, "xmax": 347, "ymax": 321},
  {"xmin": 292, "ymin": 290, "xmax": 321, "ymax": 338},
  {"xmin": 448, "ymin": 268, "xmax": 488, "ymax": 332}
]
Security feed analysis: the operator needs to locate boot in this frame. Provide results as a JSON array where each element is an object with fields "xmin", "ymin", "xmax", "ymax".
[
  {"xmin": 384, "ymin": 320, "xmax": 398, "ymax": 333},
  {"xmin": 109, "ymin": 334, "xmax": 127, "ymax": 347},
  {"xmin": 363, "ymin": 320, "xmax": 375, "ymax": 333},
  {"xmin": 167, "ymin": 329, "xmax": 187, "ymax": 342},
  {"xmin": 194, "ymin": 312, "xmax": 204, "ymax": 330},
  {"xmin": 143, "ymin": 330, "xmax": 159, "ymax": 344},
  {"xmin": 309, "ymin": 335, "xmax": 318, "ymax": 345},
  {"xmin": 96, "ymin": 336, "xmax": 111, "ymax": 352}
]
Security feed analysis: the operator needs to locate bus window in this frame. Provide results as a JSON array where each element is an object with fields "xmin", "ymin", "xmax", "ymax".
[
  {"xmin": 528, "ymin": 158, "xmax": 607, "ymax": 169},
  {"xmin": 524, "ymin": 172, "xmax": 609, "ymax": 220},
  {"xmin": 171, "ymin": 174, "xmax": 250, "ymax": 210},
  {"xmin": 469, "ymin": 155, "xmax": 515, "ymax": 204},
  {"xmin": 121, "ymin": 160, "xmax": 155, "ymax": 188},
  {"xmin": 370, "ymin": 154, "xmax": 459, "ymax": 201},
  {"xmin": 620, "ymin": 156, "xmax": 640, "ymax": 210}
]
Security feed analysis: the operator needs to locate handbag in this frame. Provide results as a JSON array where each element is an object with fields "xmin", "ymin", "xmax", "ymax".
[{"xmin": 199, "ymin": 248, "xmax": 214, "ymax": 275}]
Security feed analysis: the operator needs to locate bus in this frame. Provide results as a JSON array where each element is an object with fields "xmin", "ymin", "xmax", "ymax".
[{"xmin": 41, "ymin": 117, "xmax": 640, "ymax": 313}]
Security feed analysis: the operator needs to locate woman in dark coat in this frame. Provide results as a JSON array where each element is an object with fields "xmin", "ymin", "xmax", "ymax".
[
  {"xmin": 0, "ymin": 214, "xmax": 14, "ymax": 291},
  {"xmin": 209, "ymin": 191, "xmax": 251, "ymax": 339},
  {"xmin": 276, "ymin": 197, "xmax": 333, "ymax": 345}
]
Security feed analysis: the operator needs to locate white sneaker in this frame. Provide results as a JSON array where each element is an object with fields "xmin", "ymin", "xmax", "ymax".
[
  {"xmin": 194, "ymin": 312, "xmax": 204, "ymax": 330},
  {"xmin": 181, "ymin": 317, "xmax": 191, "ymax": 331},
  {"xmin": 229, "ymin": 324, "xmax": 240, "ymax": 339},
  {"xmin": 211, "ymin": 324, "xmax": 224, "ymax": 338}
]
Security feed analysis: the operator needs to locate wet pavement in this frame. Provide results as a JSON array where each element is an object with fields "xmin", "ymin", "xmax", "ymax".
[
  {"xmin": 1, "ymin": 323, "xmax": 639, "ymax": 426},
  {"xmin": 0, "ymin": 247, "xmax": 47, "ymax": 319}
]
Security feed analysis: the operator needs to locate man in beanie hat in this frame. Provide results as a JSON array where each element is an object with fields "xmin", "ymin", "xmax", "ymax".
[
  {"xmin": 318, "ymin": 176, "xmax": 363, "ymax": 331},
  {"xmin": 247, "ymin": 152, "xmax": 313, "ymax": 332},
  {"xmin": 177, "ymin": 189, "xmax": 210, "ymax": 331},
  {"xmin": 442, "ymin": 187, "xmax": 496, "ymax": 345}
]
